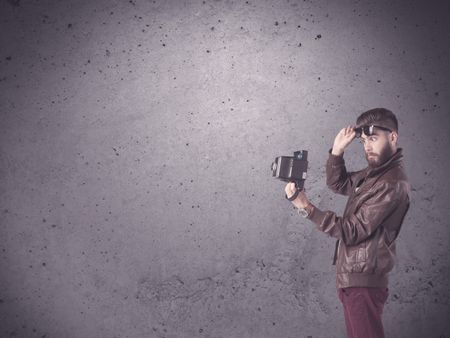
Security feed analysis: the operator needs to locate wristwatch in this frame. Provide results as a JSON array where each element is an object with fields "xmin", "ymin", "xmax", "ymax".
[{"xmin": 297, "ymin": 202, "xmax": 314, "ymax": 218}]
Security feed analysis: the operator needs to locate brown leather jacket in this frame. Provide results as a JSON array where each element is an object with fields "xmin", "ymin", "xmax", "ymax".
[{"xmin": 307, "ymin": 147, "xmax": 411, "ymax": 289}]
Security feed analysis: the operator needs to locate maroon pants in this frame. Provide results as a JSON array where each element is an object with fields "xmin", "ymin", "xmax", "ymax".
[{"xmin": 338, "ymin": 287, "xmax": 389, "ymax": 338}]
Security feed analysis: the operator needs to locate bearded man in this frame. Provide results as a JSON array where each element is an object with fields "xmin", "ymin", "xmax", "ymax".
[{"xmin": 285, "ymin": 108, "xmax": 411, "ymax": 338}]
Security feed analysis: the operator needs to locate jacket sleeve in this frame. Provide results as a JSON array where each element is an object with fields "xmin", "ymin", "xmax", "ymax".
[
  {"xmin": 326, "ymin": 148, "xmax": 359, "ymax": 196},
  {"xmin": 307, "ymin": 181, "xmax": 405, "ymax": 246}
]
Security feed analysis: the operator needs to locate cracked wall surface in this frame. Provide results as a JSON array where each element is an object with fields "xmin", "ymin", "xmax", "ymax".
[{"xmin": 1, "ymin": 0, "xmax": 450, "ymax": 337}]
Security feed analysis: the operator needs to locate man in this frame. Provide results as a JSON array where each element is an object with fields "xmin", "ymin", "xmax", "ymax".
[{"xmin": 285, "ymin": 108, "xmax": 411, "ymax": 338}]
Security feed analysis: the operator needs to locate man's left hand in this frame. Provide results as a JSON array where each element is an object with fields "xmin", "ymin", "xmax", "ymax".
[{"xmin": 285, "ymin": 182, "xmax": 309, "ymax": 209}]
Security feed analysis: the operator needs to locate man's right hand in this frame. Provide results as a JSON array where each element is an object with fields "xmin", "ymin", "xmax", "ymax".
[{"xmin": 332, "ymin": 125, "xmax": 356, "ymax": 156}]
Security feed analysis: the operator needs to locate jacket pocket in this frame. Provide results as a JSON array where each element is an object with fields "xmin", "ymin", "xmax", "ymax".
[
  {"xmin": 351, "ymin": 245, "xmax": 368, "ymax": 272},
  {"xmin": 339, "ymin": 242, "xmax": 368, "ymax": 273},
  {"xmin": 356, "ymin": 246, "xmax": 367, "ymax": 262}
]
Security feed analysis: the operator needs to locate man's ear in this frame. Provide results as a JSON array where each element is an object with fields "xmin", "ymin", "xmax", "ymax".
[{"xmin": 390, "ymin": 131, "xmax": 398, "ymax": 144}]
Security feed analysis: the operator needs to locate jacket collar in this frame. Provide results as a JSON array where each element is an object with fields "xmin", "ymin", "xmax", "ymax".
[{"xmin": 366, "ymin": 147, "xmax": 404, "ymax": 177}]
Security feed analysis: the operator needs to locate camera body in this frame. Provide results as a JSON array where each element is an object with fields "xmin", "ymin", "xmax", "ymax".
[{"xmin": 271, "ymin": 150, "xmax": 308, "ymax": 190}]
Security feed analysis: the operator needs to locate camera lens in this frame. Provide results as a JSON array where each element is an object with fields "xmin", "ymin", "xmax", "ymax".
[{"xmin": 271, "ymin": 162, "xmax": 277, "ymax": 171}]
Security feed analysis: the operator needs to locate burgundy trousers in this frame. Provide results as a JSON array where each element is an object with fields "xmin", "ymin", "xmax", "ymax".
[{"xmin": 338, "ymin": 287, "xmax": 389, "ymax": 338}]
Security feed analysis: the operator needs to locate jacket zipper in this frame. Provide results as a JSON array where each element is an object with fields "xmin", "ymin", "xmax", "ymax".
[
  {"xmin": 332, "ymin": 239, "xmax": 339, "ymax": 265},
  {"xmin": 372, "ymin": 227, "xmax": 382, "ymax": 273}
]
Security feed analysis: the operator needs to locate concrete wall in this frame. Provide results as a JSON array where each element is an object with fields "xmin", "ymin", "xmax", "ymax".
[{"xmin": 1, "ymin": 0, "xmax": 449, "ymax": 337}]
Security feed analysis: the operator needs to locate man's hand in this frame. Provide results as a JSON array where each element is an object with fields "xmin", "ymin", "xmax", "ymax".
[
  {"xmin": 285, "ymin": 182, "xmax": 309, "ymax": 209},
  {"xmin": 332, "ymin": 125, "xmax": 356, "ymax": 156}
]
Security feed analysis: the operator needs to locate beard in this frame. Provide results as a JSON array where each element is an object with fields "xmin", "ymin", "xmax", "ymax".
[{"xmin": 365, "ymin": 143, "xmax": 395, "ymax": 168}]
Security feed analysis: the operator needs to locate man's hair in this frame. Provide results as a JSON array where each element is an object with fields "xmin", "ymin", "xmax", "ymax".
[{"xmin": 356, "ymin": 108, "xmax": 398, "ymax": 133}]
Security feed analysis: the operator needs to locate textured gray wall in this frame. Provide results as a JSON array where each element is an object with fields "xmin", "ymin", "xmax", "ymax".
[{"xmin": 1, "ymin": 0, "xmax": 449, "ymax": 337}]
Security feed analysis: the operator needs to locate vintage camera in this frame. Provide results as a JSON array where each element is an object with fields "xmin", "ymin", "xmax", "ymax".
[{"xmin": 271, "ymin": 150, "xmax": 308, "ymax": 190}]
